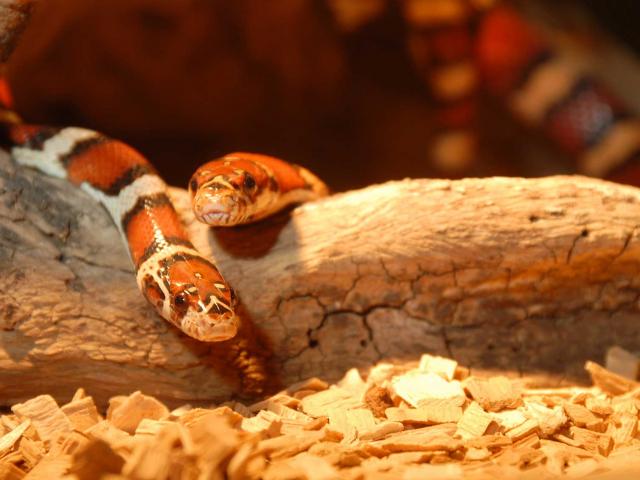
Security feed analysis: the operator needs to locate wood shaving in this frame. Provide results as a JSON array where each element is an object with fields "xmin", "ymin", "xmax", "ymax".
[{"xmin": 1, "ymin": 356, "xmax": 640, "ymax": 478}]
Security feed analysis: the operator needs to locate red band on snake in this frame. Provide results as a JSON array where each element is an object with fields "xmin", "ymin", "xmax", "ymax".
[{"xmin": 0, "ymin": 79, "xmax": 328, "ymax": 342}]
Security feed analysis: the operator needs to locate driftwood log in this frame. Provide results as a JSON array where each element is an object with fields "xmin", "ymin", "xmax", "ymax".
[{"xmin": 2, "ymin": 148, "xmax": 640, "ymax": 408}]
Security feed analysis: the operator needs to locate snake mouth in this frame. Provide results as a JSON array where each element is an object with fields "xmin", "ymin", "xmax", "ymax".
[
  {"xmin": 181, "ymin": 311, "xmax": 239, "ymax": 342},
  {"xmin": 193, "ymin": 193, "xmax": 243, "ymax": 226},
  {"xmin": 201, "ymin": 211, "xmax": 233, "ymax": 225}
]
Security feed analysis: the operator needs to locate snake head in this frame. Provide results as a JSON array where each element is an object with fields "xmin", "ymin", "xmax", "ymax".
[
  {"xmin": 188, "ymin": 153, "xmax": 273, "ymax": 226},
  {"xmin": 139, "ymin": 251, "xmax": 239, "ymax": 342}
]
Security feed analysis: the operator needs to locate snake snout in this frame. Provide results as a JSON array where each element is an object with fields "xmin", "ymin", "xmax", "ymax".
[
  {"xmin": 183, "ymin": 311, "xmax": 239, "ymax": 342},
  {"xmin": 193, "ymin": 192, "xmax": 241, "ymax": 226}
]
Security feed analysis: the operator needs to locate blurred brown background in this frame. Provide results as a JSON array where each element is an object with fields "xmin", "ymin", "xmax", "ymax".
[{"xmin": 5, "ymin": 0, "xmax": 640, "ymax": 191}]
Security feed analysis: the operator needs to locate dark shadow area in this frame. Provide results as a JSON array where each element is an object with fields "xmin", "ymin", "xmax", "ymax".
[
  {"xmin": 181, "ymin": 300, "xmax": 282, "ymax": 402},
  {"xmin": 212, "ymin": 206, "xmax": 295, "ymax": 259}
]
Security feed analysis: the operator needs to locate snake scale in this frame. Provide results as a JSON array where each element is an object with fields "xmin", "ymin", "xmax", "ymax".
[{"xmin": 0, "ymin": 78, "xmax": 328, "ymax": 342}]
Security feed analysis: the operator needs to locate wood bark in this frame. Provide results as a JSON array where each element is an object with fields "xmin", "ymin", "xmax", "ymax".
[
  {"xmin": 0, "ymin": 0, "xmax": 35, "ymax": 62},
  {"xmin": 2, "ymin": 149, "xmax": 640, "ymax": 408}
]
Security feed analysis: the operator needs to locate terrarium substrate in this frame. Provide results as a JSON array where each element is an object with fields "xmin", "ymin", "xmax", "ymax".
[{"xmin": 2, "ymin": 352, "xmax": 640, "ymax": 479}]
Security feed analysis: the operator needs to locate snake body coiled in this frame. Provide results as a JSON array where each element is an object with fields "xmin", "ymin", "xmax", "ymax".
[{"xmin": 0, "ymin": 79, "xmax": 328, "ymax": 342}]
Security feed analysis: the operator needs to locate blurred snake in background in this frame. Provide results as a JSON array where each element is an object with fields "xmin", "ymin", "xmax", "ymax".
[{"xmin": 335, "ymin": 0, "xmax": 640, "ymax": 178}]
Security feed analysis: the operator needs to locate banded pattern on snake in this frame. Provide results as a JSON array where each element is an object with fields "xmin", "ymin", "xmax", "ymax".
[{"xmin": 0, "ymin": 78, "xmax": 328, "ymax": 342}]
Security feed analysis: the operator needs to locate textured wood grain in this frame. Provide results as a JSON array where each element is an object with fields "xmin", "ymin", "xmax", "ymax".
[
  {"xmin": 2, "ymin": 149, "xmax": 640, "ymax": 408},
  {"xmin": 0, "ymin": 0, "xmax": 35, "ymax": 62}
]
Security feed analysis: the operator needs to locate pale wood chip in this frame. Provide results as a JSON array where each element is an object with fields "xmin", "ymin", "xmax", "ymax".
[
  {"xmin": 106, "ymin": 395, "xmax": 128, "ymax": 420},
  {"xmin": 513, "ymin": 435, "xmax": 541, "ymax": 453},
  {"xmin": 490, "ymin": 408, "xmax": 527, "ymax": 431},
  {"xmin": 11, "ymin": 395, "xmax": 73, "ymax": 443},
  {"xmin": 108, "ymin": 391, "xmax": 169, "ymax": 434},
  {"xmin": 611, "ymin": 396, "xmax": 639, "ymax": 416},
  {"xmin": 418, "ymin": 354, "xmax": 458, "ymax": 381},
  {"xmin": 391, "ymin": 372, "xmax": 465, "ymax": 408},
  {"xmin": 61, "ymin": 396, "xmax": 102, "ymax": 432},
  {"xmin": 178, "ymin": 406, "xmax": 243, "ymax": 429},
  {"xmin": 292, "ymin": 389, "xmax": 319, "ymax": 400},
  {"xmin": 563, "ymin": 402, "xmax": 604, "ymax": 432},
  {"xmin": 366, "ymin": 362, "xmax": 404, "ymax": 386},
  {"xmin": 337, "ymin": 368, "xmax": 367, "ymax": 397},
  {"xmin": 1, "ymin": 451, "xmax": 22, "ymax": 465},
  {"xmin": 180, "ymin": 415, "xmax": 244, "ymax": 474},
  {"xmin": 524, "ymin": 401, "xmax": 567, "ymax": 437},
  {"xmin": 0, "ymin": 420, "xmax": 29, "ymax": 458},
  {"xmin": 570, "ymin": 391, "xmax": 591, "ymax": 405},
  {"xmin": 240, "ymin": 410, "xmax": 283, "ymax": 437},
  {"xmin": 554, "ymin": 433, "xmax": 583, "ymax": 448},
  {"xmin": 522, "ymin": 387, "xmax": 594, "ymax": 399},
  {"xmin": 257, "ymin": 429, "xmax": 330, "ymax": 459},
  {"xmin": 464, "ymin": 434, "xmax": 512, "ymax": 451},
  {"xmin": 455, "ymin": 402, "xmax": 494, "ymax": 439},
  {"xmin": 505, "ymin": 419, "xmax": 539, "ymax": 441},
  {"xmin": 48, "ymin": 430, "xmax": 90, "ymax": 457},
  {"xmin": 585, "ymin": 396, "xmax": 613, "ymax": 416},
  {"xmin": 386, "ymin": 451, "xmax": 435, "ymax": 464},
  {"xmin": 304, "ymin": 416, "xmax": 329, "ymax": 431},
  {"xmin": 286, "ymin": 377, "xmax": 330, "ymax": 394},
  {"xmin": 166, "ymin": 404, "xmax": 192, "ymax": 420},
  {"xmin": 84, "ymin": 420, "xmax": 131, "ymax": 446},
  {"xmin": 386, "ymin": 401, "xmax": 462, "ymax": 427},
  {"xmin": 17, "ymin": 436, "xmax": 45, "ymax": 468},
  {"xmin": 250, "ymin": 400, "xmax": 310, "ymax": 425},
  {"xmin": 585, "ymin": 361, "xmax": 640, "ymax": 396},
  {"xmin": 71, "ymin": 388, "xmax": 87, "ymax": 402},
  {"xmin": 300, "ymin": 387, "xmax": 363, "ymax": 418},
  {"xmin": 370, "ymin": 423, "xmax": 460, "ymax": 453},
  {"xmin": 569, "ymin": 426, "xmax": 613, "ymax": 456},
  {"xmin": 328, "ymin": 408, "xmax": 376, "ymax": 444},
  {"xmin": 612, "ymin": 413, "xmax": 638, "ymax": 447},
  {"xmin": 464, "ymin": 446, "xmax": 491, "ymax": 461},
  {"xmin": 133, "ymin": 418, "xmax": 174, "ymax": 437},
  {"xmin": 358, "ymin": 421, "xmax": 404, "ymax": 441},
  {"xmin": 249, "ymin": 394, "xmax": 300, "ymax": 413},
  {"xmin": 464, "ymin": 376, "xmax": 522, "ymax": 412},
  {"xmin": 1, "ymin": 415, "xmax": 20, "ymax": 432},
  {"xmin": 606, "ymin": 345, "xmax": 640, "ymax": 381}
]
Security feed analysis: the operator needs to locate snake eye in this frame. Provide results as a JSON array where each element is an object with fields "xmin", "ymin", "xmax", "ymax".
[
  {"xmin": 174, "ymin": 292, "xmax": 188, "ymax": 306},
  {"xmin": 189, "ymin": 178, "xmax": 198, "ymax": 192},
  {"xmin": 243, "ymin": 173, "xmax": 256, "ymax": 190}
]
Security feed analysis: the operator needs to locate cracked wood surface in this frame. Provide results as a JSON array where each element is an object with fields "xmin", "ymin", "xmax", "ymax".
[{"xmin": 2, "ymin": 149, "xmax": 640, "ymax": 408}]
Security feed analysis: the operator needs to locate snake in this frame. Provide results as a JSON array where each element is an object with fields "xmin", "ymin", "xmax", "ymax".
[
  {"xmin": 399, "ymin": 1, "xmax": 640, "ymax": 179},
  {"xmin": 0, "ymin": 78, "xmax": 328, "ymax": 342}
]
